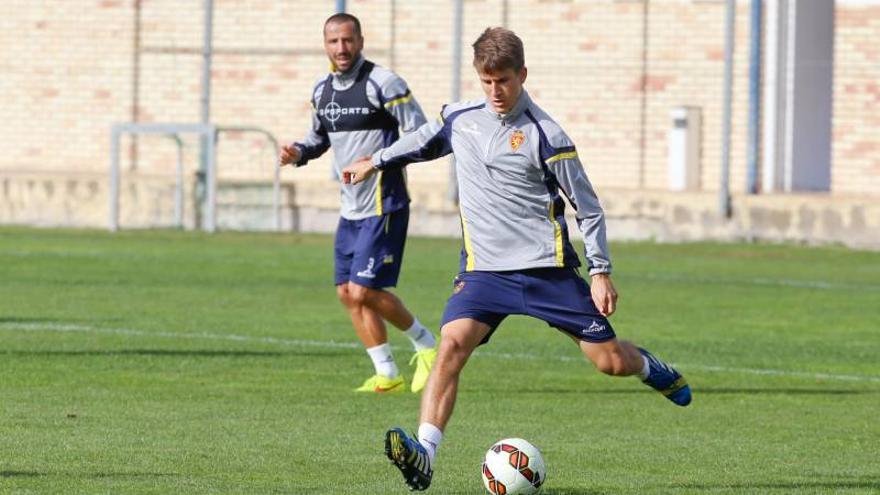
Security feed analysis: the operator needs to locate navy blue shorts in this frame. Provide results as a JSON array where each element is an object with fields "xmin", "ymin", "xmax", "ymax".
[
  {"xmin": 334, "ymin": 207, "xmax": 409, "ymax": 289},
  {"xmin": 440, "ymin": 267, "xmax": 616, "ymax": 345}
]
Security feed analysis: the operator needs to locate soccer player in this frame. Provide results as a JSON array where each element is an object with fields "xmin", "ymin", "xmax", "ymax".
[
  {"xmin": 343, "ymin": 27, "xmax": 692, "ymax": 490},
  {"xmin": 280, "ymin": 13, "xmax": 437, "ymax": 394}
]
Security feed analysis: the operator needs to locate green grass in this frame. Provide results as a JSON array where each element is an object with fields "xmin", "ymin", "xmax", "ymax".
[{"xmin": 1, "ymin": 227, "xmax": 879, "ymax": 494}]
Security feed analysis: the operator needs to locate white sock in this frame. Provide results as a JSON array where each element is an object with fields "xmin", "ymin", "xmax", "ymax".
[
  {"xmin": 639, "ymin": 355, "xmax": 650, "ymax": 380},
  {"xmin": 366, "ymin": 344, "xmax": 399, "ymax": 378},
  {"xmin": 403, "ymin": 318, "xmax": 436, "ymax": 351},
  {"xmin": 418, "ymin": 423, "xmax": 443, "ymax": 463}
]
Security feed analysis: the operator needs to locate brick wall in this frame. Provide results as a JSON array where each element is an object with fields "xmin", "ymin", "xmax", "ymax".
[
  {"xmin": 0, "ymin": 0, "xmax": 877, "ymax": 201},
  {"xmin": 833, "ymin": 2, "xmax": 880, "ymax": 195}
]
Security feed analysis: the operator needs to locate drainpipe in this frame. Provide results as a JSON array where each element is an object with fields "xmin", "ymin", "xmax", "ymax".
[
  {"xmin": 747, "ymin": 0, "xmax": 762, "ymax": 193},
  {"xmin": 197, "ymin": 0, "xmax": 214, "ymax": 229},
  {"xmin": 720, "ymin": 0, "xmax": 735, "ymax": 218},
  {"xmin": 449, "ymin": 0, "xmax": 463, "ymax": 204}
]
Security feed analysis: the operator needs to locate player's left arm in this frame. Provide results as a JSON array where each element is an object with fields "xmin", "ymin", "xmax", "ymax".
[
  {"xmin": 381, "ymin": 75, "xmax": 428, "ymax": 134},
  {"xmin": 343, "ymin": 106, "xmax": 452, "ymax": 184},
  {"xmin": 547, "ymin": 144, "xmax": 618, "ymax": 316}
]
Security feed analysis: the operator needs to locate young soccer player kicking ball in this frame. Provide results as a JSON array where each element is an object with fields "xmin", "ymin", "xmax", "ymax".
[{"xmin": 344, "ymin": 27, "xmax": 691, "ymax": 491}]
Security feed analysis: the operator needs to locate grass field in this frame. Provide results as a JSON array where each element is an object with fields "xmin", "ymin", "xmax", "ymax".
[{"xmin": 1, "ymin": 227, "xmax": 879, "ymax": 494}]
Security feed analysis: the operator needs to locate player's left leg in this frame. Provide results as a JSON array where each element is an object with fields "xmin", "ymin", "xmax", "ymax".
[
  {"xmin": 523, "ymin": 267, "xmax": 691, "ymax": 406},
  {"xmin": 579, "ymin": 340, "xmax": 691, "ymax": 406}
]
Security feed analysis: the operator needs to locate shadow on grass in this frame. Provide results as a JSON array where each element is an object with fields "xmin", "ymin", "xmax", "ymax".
[
  {"xmin": 2, "ymin": 349, "xmax": 353, "ymax": 358},
  {"xmin": 90, "ymin": 472, "xmax": 178, "ymax": 478},
  {"xmin": 510, "ymin": 387, "xmax": 877, "ymax": 396},
  {"xmin": 694, "ymin": 387, "xmax": 878, "ymax": 395},
  {"xmin": 543, "ymin": 487, "xmax": 612, "ymax": 495},
  {"xmin": 0, "ymin": 471, "xmax": 44, "ymax": 478},
  {"xmin": 441, "ymin": 487, "xmax": 609, "ymax": 495},
  {"xmin": 680, "ymin": 480, "xmax": 880, "ymax": 490},
  {"xmin": 1, "ymin": 470, "xmax": 177, "ymax": 479}
]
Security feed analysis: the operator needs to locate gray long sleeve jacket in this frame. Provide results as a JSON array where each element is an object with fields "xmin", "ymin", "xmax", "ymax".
[
  {"xmin": 370, "ymin": 90, "xmax": 612, "ymax": 275},
  {"xmin": 292, "ymin": 56, "xmax": 427, "ymax": 220}
]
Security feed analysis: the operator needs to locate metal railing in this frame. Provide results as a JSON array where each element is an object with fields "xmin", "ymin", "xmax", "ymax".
[
  {"xmin": 110, "ymin": 122, "xmax": 283, "ymax": 233},
  {"xmin": 215, "ymin": 125, "xmax": 282, "ymax": 232}
]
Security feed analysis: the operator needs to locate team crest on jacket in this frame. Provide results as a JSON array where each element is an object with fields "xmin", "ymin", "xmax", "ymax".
[{"xmin": 510, "ymin": 130, "xmax": 525, "ymax": 151}]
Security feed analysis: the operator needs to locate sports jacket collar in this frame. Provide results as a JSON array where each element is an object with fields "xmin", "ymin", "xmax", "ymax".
[{"xmin": 487, "ymin": 89, "xmax": 531, "ymax": 123}]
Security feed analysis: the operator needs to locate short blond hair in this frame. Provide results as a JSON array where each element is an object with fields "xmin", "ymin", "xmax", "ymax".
[{"xmin": 472, "ymin": 27, "xmax": 525, "ymax": 73}]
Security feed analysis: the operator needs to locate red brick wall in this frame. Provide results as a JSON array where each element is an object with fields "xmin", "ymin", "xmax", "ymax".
[{"xmin": 1, "ymin": 0, "xmax": 877, "ymax": 197}]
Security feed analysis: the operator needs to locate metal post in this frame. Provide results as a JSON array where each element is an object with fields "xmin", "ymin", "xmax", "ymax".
[
  {"xmin": 390, "ymin": 0, "xmax": 397, "ymax": 70},
  {"xmin": 274, "ymin": 157, "xmax": 282, "ymax": 232},
  {"xmin": 747, "ymin": 0, "xmax": 762, "ymax": 194},
  {"xmin": 336, "ymin": 0, "xmax": 346, "ymax": 13},
  {"xmin": 201, "ymin": 0, "xmax": 213, "ymax": 129},
  {"xmin": 131, "ymin": 0, "xmax": 142, "ymax": 170},
  {"xmin": 638, "ymin": 0, "xmax": 649, "ymax": 189},
  {"xmin": 205, "ymin": 128, "xmax": 217, "ymax": 233},
  {"xmin": 173, "ymin": 135, "xmax": 184, "ymax": 228},
  {"xmin": 449, "ymin": 0, "xmax": 464, "ymax": 204},
  {"xmin": 110, "ymin": 128, "xmax": 120, "ymax": 231},
  {"xmin": 720, "ymin": 0, "xmax": 735, "ymax": 218},
  {"xmin": 215, "ymin": 125, "xmax": 283, "ymax": 232},
  {"xmin": 197, "ymin": 0, "xmax": 214, "ymax": 229}
]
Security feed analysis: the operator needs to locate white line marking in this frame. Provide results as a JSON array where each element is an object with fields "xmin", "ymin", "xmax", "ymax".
[{"xmin": 2, "ymin": 322, "xmax": 879, "ymax": 384}]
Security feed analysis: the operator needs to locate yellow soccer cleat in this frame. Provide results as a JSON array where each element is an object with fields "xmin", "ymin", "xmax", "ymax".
[
  {"xmin": 354, "ymin": 374, "xmax": 406, "ymax": 393},
  {"xmin": 409, "ymin": 347, "xmax": 437, "ymax": 393}
]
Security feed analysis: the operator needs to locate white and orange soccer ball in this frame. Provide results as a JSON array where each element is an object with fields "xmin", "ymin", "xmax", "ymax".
[{"xmin": 481, "ymin": 438, "xmax": 546, "ymax": 495}]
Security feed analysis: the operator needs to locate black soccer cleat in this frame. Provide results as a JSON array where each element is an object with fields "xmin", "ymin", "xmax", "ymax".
[{"xmin": 385, "ymin": 427, "xmax": 433, "ymax": 491}]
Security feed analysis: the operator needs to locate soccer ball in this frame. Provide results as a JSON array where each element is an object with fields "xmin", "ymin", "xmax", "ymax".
[{"xmin": 481, "ymin": 438, "xmax": 546, "ymax": 495}]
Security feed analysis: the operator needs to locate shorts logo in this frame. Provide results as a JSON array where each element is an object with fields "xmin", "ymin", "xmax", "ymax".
[
  {"xmin": 383, "ymin": 254, "xmax": 394, "ymax": 265},
  {"xmin": 510, "ymin": 130, "xmax": 525, "ymax": 151},
  {"xmin": 453, "ymin": 280, "xmax": 466, "ymax": 294},
  {"xmin": 582, "ymin": 320, "xmax": 606, "ymax": 335},
  {"xmin": 356, "ymin": 257, "xmax": 376, "ymax": 279}
]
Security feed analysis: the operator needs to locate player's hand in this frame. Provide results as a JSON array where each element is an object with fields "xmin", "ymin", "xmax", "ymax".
[
  {"xmin": 280, "ymin": 144, "xmax": 301, "ymax": 166},
  {"xmin": 341, "ymin": 157, "xmax": 377, "ymax": 185},
  {"xmin": 590, "ymin": 273, "xmax": 618, "ymax": 317}
]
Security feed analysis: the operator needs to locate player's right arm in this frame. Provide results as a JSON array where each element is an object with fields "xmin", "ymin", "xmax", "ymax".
[{"xmin": 280, "ymin": 82, "xmax": 331, "ymax": 167}]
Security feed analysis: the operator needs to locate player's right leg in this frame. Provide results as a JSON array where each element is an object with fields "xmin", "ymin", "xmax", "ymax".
[
  {"xmin": 385, "ymin": 317, "xmax": 493, "ymax": 491},
  {"xmin": 347, "ymin": 207, "xmax": 438, "ymax": 393},
  {"xmin": 386, "ymin": 272, "xmax": 517, "ymax": 490},
  {"xmin": 336, "ymin": 284, "xmax": 404, "ymax": 393}
]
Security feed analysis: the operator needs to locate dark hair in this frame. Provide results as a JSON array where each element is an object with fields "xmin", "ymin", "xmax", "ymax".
[
  {"xmin": 472, "ymin": 27, "xmax": 524, "ymax": 72},
  {"xmin": 324, "ymin": 13, "xmax": 362, "ymax": 38}
]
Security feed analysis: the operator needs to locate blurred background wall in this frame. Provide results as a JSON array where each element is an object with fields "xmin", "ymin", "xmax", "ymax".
[{"xmin": 1, "ymin": 0, "xmax": 878, "ymax": 247}]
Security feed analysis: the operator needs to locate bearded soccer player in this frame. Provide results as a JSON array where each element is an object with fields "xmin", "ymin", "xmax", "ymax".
[
  {"xmin": 343, "ymin": 27, "xmax": 692, "ymax": 490},
  {"xmin": 280, "ymin": 13, "xmax": 437, "ymax": 394}
]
